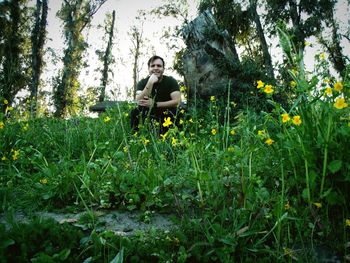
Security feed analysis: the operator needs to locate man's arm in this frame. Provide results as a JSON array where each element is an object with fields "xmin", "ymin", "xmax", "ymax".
[
  {"xmin": 155, "ymin": 91, "xmax": 181, "ymax": 108},
  {"xmin": 136, "ymin": 74, "xmax": 158, "ymax": 101}
]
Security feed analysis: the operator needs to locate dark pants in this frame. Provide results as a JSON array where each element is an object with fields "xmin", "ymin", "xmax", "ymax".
[{"xmin": 130, "ymin": 106, "xmax": 177, "ymax": 134}]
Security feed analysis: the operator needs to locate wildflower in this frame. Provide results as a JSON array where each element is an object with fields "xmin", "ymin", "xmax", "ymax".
[
  {"xmin": 163, "ymin": 117, "xmax": 173, "ymax": 127},
  {"xmin": 313, "ymin": 202, "xmax": 322, "ymax": 209},
  {"xmin": 291, "ymin": 69, "xmax": 298, "ymax": 75},
  {"xmin": 324, "ymin": 87, "xmax": 332, "ymax": 96},
  {"xmin": 189, "ymin": 118, "xmax": 193, "ymax": 123},
  {"xmin": 292, "ymin": 115, "xmax": 302, "ymax": 126},
  {"xmin": 210, "ymin": 96, "xmax": 215, "ymax": 102},
  {"xmin": 346, "ymin": 219, "xmax": 350, "ymax": 227},
  {"xmin": 323, "ymin": 78, "xmax": 330, "ymax": 83},
  {"xmin": 160, "ymin": 132, "xmax": 168, "ymax": 141},
  {"xmin": 304, "ymin": 41, "xmax": 311, "ymax": 47},
  {"xmin": 284, "ymin": 201, "xmax": 290, "ymax": 210},
  {"xmin": 265, "ymin": 138, "xmax": 274, "ymax": 145},
  {"xmin": 334, "ymin": 81, "xmax": 343, "ymax": 92},
  {"xmin": 258, "ymin": 130, "xmax": 265, "ymax": 136},
  {"xmin": 12, "ymin": 149, "xmax": 20, "ymax": 160},
  {"xmin": 104, "ymin": 116, "xmax": 111, "ymax": 123},
  {"xmin": 264, "ymin": 85, "xmax": 274, "ymax": 94},
  {"xmin": 231, "ymin": 101, "xmax": 237, "ymax": 107},
  {"xmin": 1, "ymin": 156, "xmax": 6, "ymax": 161},
  {"xmin": 180, "ymin": 109, "xmax": 185, "ymax": 114},
  {"xmin": 179, "ymin": 119, "xmax": 184, "ymax": 125},
  {"xmin": 143, "ymin": 139, "xmax": 150, "ymax": 145},
  {"xmin": 124, "ymin": 113, "xmax": 129, "ymax": 117},
  {"xmin": 334, "ymin": 98, "xmax": 348, "ymax": 109},
  {"xmin": 290, "ymin": 80, "xmax": 297, "ymax": 88},
  {"xmin": 6, "ymin": 106, "xmax": 13, "ymax": 111},
  {"xmin": 0, "ymin": 121, "xmax": 4, "ymax": 129},
  {"xmin": 281, "ymin": 113, "xmax": 290, "ymax": 123},
  {"xmin": 227, "ymin": 146, "xmax": 235, "ymax": 152},
  {"xmin": 257, "ymin": 80, "xmax": 264, "ymax": 89},
  {"xmin": 230, "ymin": 130, "xmax": 236, "ymax": 136},
  {"xmin": 3, "ymin": 99, "xmax": 8, "ymax": 105},
  {"xmin": 320, "ymin": 53, "xmax": 326, "ymax": 60},
  {"xmin": 123, "ymin": 146, "xmax": 128, "ymax": 153},
  {"xmin": 171, "ymin": 137, "xmax": 177, "ymax": 146},
  {"xmin": 211, "ymin": 128, "xmax": 217, "ymax": 135},
  {"xmin": 180, "ymin": 86, "xmax": 186, "ymax": 92},
  {"xmin": 22, "ymin": 123, "xmax": 29, "ymax": 131},
  {"xmin": 40, "ymin": 178, "xmax": 48, "ymax": 184}
]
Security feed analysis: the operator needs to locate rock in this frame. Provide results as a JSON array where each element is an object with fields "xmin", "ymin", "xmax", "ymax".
[{"xmin": 182, "ymin": 10, "xmax": 239, "ymax": 99}]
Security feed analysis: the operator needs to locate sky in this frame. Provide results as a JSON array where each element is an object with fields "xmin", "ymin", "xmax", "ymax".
[{"xmin": 41, "ymin": 0, "xmax": 350, "ymax": 102}]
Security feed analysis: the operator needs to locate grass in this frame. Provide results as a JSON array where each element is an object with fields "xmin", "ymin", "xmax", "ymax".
[{"xmin": 0, "ymin": 50, "xmax": 350, "ymax": 261}]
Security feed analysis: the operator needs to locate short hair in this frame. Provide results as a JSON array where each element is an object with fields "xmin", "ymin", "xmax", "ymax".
[{"xmin": 147, "ymin": 55, "xmax": 165, "ymax": 68}]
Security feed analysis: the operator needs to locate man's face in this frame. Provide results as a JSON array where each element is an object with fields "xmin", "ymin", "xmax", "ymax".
[{"xmin": 148, "ymin": 58, "xmax": 164, "ymax": 79}]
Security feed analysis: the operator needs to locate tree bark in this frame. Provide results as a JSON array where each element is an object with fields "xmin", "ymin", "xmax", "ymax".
[
  {"xmin": 99, "ymin": 10, "xmax": 116, "ymax": 102},
  {"xmin": 30, "ymin": 0, "xmax": 48, "ymax": 117}
]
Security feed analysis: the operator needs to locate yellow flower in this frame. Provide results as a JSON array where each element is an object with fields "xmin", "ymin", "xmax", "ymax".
[
  {"xmin": 12, "ymin": 149, "xmax": 20, "ymax": 160},
  {"xmin": 320, "ymin": 53, "xmax": 326, "ymax": 60},
  {"xmin": 123, "ymin": 146, "xmax": 128, "ymax": 153},
  {"xmin": 40, "ymin": 178, "xmax": 48, "ymax": 184},
  {"xmin": 3, "ymin": 99, "xmax": 8, "ymax": 105},
  {"xmin": 334, "ymin": 81, "xmax": 343, "ymax": 92},
  {"xmin": 6, "ymin": 106, "xmax": 13, "ymax": 111},
  {"xmin": 313, "ymin": 202, "xmax": 322, "ymax": 209},
  {"xmin": 179, "ymin": 119, "xmax": 184, "ymax": 125},
  {"xmin": 334, "ymin": 98, "xmax": 348, "ymax": 109},
  {"xmin": 1, "ymin": 156, "xmax": 6, "ymax": 161},
  {"xmin": 163, "ymin": 117, "xmax": 173, "ymax": 127},
  {"xmin": 160, "ymin": 132, "xmax": 168, "ymax": 141},
  {"xmin": 291, "ymin": 69, "xmax": 298, "ymax": 76},
  {"xmin": 290, "ymin": 81, "xmax": 297, "ymax": 88},
  {"xmin": 180, "ymin": 109, "xmax": 185, "ymax": 114},
  {"xmin": 211, "ymin": 128, "xmax": 217, "ymax": 135},
  {"xmin": 292, "ymin": 115, "xmax": 302, "ymax": 126},
  {"xmin": 210, "ymin": 96, "xmax": 215, "ymax": 102},
  {"xmin": 284, "ymin": 201, "xmax": 290, "ymax": 210},
  {"xmin": 258, "ymin": 130, "xmax": 265, "ymax": 136},
  {"xmin": 171, "ymin": 137, "xmax": 177, "ymax": 146},
  {"xmin": 227, "ymin": 146, "xmax": 235, "ymax": 152},
  {"xmin": 304, "ymin": 41, "xmax": 311, "ymax": 47},
  {"xmin": 257, "ymin": 80, "xmax": 264, "ymax": 89},
  {"xmin": 265, "ymin": 138, "xmax": 274, "ymax": 145},
  {"xmin": 281, "ymin": 113, "xmax": 291, "ymax": 123},
  {"xmin": 264, "ymin": 85, "xmax": 274, "ymax": 94},
  {"xmin": 323, "ymin": 78, "xmax": 330, "ymax": 83},
  {"xmin": 189, "ymin": 118, "xmax": 193, "ymax": 123},
  {"xmin": 231, "ymin": 101, "xmax": 237, "ymax": 108},
  {"xmin": 22, "ymin": 123, "xmax": 29, "ymax": 131},
  {"xmin": 346, "ymin": 219, "xmax": 350, "ymax": 227},
  {"xmin": 230, "ymin": 130, "xmax": 236, "ymax": 136},
  {"xmin": 0, "ymin": 121, "xmax": 4, "ymax": 129},
  {"xmin": 324, "ymin": 87, "xmax": 332, "ymax": 96},
  {"xmin": 103, "ymin": 116, "xmax": 111, "ymax": 123},
  {"xmin": 124, "ymin": 113, "xmax": 129, "ymax": 117},
  {"xmin": 180, "ymin": 86, "xmax": 186, "ymax": 92},
  {"xmin": 143, "ymin": 139, "xmax": 150, "ymax": 145}
]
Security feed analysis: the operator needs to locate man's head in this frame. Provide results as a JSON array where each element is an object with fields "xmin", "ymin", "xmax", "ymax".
[{"xmin": 148, "ymin": 55, "xmax": 165, "ymax": 80}]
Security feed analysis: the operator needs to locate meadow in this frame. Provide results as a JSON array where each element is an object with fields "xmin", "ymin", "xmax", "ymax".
[{"xmin": 0, "ymin": 50, "xmax": 350, "ymax": 262}]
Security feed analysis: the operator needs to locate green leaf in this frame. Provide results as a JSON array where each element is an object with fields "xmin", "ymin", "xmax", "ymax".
[
  {"xmin": 110, "ymin": 247, "xmax": 124, "ymax": 263},
  {"xmin": 328, "ymin": 160, "xmax": 342, "ymax": 174}
]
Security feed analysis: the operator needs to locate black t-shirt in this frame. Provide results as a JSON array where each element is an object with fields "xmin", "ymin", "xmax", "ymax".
[{"xmin": 137, "ymin": 75, "xmax": 180, "ymax": 104}]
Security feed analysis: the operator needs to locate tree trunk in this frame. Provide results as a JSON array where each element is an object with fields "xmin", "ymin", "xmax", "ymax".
[
  {"xmin": 99, "ymin": 10, "xmax": 116, "ymax": 102},
  {"xmin": 30, "ymin": 0, "xmax": 48, "ymax": 117},
  {"xmin": 250, "ymin": 0, "xmax": 274, "ymax": 80}
]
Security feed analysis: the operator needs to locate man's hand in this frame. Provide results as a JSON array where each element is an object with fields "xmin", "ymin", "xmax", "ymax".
[
  {"xmin": 138, "ymin": 96, "xmax": 154, "ymax": 108},
  {"xmin": 148, "ymin": 74, "xmax": 159, "ymax": 85}
]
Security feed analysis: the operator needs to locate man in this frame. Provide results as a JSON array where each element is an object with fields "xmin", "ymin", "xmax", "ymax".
[{"xmin": 131, "ymin": 55, "xmax": 181, "ymax": 133}]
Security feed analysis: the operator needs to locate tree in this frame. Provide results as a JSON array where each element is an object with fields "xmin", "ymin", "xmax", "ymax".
[
  {"xmin": 0, "ymin": 0, "xmax": 31, "ymax": 114},
  {"xmin": 54, "ymin": 0, "xmax": 107, "ymax": 117},
  {"xmin": 30, "ymin": 0, "xmax": 48, "ymax": 117},
  {"xmin": 98, "ymin": 10, "xmax": 116, "ymax": 102}
]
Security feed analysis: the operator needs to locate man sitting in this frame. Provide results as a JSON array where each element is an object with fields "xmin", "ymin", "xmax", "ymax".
[{"xmin": 130, "ymin": 55, "xmax": 181, "ymax": 133}]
